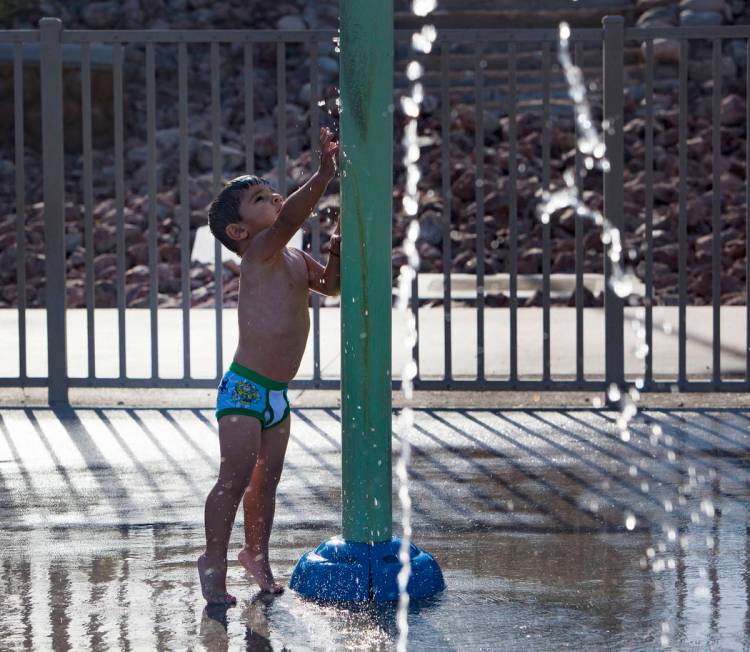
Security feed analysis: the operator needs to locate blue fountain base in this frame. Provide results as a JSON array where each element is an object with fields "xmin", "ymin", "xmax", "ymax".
[{"xmin": 289, "ymin": 536, "xmax": 445, "ymax": 602}]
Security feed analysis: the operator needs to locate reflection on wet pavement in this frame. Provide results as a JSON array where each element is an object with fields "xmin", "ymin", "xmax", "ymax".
[{"xmin": 0, "ymin": 407, "xmax": 749, "ymax": 649}]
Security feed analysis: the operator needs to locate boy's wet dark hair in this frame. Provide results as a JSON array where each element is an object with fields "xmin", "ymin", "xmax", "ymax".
[{"xmin": 208, "ymin": 175, "xmax": 270, "ymax": 253}]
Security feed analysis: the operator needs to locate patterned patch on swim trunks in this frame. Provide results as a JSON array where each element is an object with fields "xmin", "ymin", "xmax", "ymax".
[{"xmin": 232, "ymin": 380, "xmax": 261, "ymax": 405}]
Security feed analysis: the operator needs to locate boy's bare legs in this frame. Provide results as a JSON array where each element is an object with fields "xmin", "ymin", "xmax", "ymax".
[
  {"xmin": 238, "ymin": 415, "xmax": 291, "ymax": 593},
  {"xmin": 199, "ymin": 414, "xmax": 261, "ymax": 605}
]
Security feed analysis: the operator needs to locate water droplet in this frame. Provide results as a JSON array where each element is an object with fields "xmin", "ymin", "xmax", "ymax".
[
  {"xmin": 402, "ymin": 195, "xmax": 419, "ymax": 215},
  {"xmin": 625, "ymin": 513, "xmax": 636, "ymax": 530},
  {"xmin": 406, "ymin": 60, "xmax": 424, "ymax": 81},
  {"xmin": 694, "ymin": 585, "xmax": 710, "ymax": 599},
  {"xmin": 411, "ymin": 24, "xmax": 437, "ymax": 53},
  {"xmin": 413, "ymin": 0, "xmax": 437, "ymax": 17}
]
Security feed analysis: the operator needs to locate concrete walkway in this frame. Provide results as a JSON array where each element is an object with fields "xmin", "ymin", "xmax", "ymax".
[
  {"xmin": 0, "ymin": 405, "xmax": 749, "ymax": 649},
  {"xmin": 0, "ymin": 306, "xmax": 747, "ymax": 381}
]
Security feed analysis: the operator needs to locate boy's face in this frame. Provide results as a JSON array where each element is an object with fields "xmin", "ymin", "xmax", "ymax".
[{"xmin": 226, "ymin": 184, "xmax": 284, "ymax": 244}]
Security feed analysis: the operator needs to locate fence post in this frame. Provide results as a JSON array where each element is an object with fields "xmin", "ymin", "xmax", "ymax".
[
  {"xmin": 40, "ymin": 18, "xmax": 68, "ymax": 405},
  {"xmin": 602, "ymin": 15, "xmax": 625, "ymax": 392}
]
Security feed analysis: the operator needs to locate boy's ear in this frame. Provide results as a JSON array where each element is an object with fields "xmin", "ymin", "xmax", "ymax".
[{"xmin": 225, "ymin": 222, "xmax": 248, "ymax": 242}]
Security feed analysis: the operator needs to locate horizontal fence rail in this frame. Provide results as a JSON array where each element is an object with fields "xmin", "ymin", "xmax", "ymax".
[{"xmin": 0, "ymin": 19, "xmax": 749, "ymax": 401}]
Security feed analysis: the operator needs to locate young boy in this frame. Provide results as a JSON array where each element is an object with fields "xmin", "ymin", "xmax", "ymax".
[{"xmin": 198, "ymin": 127, "xmax": 340, "ymax": 605}]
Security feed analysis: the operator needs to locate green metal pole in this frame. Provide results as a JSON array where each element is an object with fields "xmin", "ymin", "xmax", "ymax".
[{"xmin": 339, "ymin": 0, "xmax": 393, "ymax": 544}]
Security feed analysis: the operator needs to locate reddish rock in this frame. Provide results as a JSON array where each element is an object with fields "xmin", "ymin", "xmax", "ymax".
[
  {"xmin": 94, "ymin": 224, "xmax": 117, "ymax": 254},
  {"xmin": 721, "ymin": 95, "xmax": 746, "ymax": 126},
  {"xmin": 94, "ymin": 280, "xmax": 117, "ymax": 307},
  {"xmin": 726, "ymin": 238, "xmax": 745, "ymax": 261},
  {"xmin": 25, "ymin": 253, "xmax": 45, "ymax": 278},
  {"xmin": 129, "ymin": 243, "xmax": 150, "ymax": 266},
  {"xmin": 653, "ymin": 243, "xmax": 679, "ymax": 267},
  {"xmin": 125, "ymin": 265, "xmax": 150, "ymax": 284},
  {"xmin": 159, "ymin": 243, "xmax": 182, "ymax": 263},
  {"xmin": 451, "ymin": 170, "xmax": 477, "ymax": 201},
  {"xmin": 93, "ymin": 253, "xmax": 118, "ymax": 275}
]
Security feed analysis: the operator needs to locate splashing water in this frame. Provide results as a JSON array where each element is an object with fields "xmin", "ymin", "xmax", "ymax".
[
  {"xmin": 543, "ymin": 16, "xmax": 649, "ymax": 563},
  {"xmin": 412, "ymin": 0, "xmax": 437, "ymax": 16},
  {"xmin": 537, "ymin": 22, "xmax": 645, "ymax": 445},
  {"xmin": 547, "ymin": 24, "xmax": 708, "ymax": 647},
  {"xmin": 395, "ymin": 3, "xmax": 437, "ymax": 651}
]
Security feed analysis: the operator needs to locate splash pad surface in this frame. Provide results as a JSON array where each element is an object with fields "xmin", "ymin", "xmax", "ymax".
[{"xmin": 1, "ymin": 404, "xmax": 749, "ymax": 649}]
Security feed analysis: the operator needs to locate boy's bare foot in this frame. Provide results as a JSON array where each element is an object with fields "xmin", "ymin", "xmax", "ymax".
[
  {"xmin": 238, "ymin": 546, "xmax": 284, "ymax": 594},
  {"xmin": 198, "ymin": 553, "xmax": 237, "ymax": 605}
]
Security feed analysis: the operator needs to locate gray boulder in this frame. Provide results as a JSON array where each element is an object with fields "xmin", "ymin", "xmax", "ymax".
[{"xmin": 679, "ymin": 10, "xmax": 724, "ymax": 25}]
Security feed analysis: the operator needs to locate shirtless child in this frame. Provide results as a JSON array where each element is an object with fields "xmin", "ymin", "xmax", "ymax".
[{"xmin": 198, "ymin": 127, "xmax": 340, "ymax": 605}]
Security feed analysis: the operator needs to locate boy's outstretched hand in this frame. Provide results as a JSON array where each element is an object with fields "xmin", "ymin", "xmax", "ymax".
[{"xmin": 318, "ymin": 127, "xmax": 339, "ymax": 182}]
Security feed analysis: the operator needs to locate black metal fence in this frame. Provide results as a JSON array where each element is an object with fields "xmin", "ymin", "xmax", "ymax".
[{"xmin": 1, "ymin": 17, "xmax": 749, "ymax": 401}]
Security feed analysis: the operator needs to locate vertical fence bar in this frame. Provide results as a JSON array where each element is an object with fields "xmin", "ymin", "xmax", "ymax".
[
  {"xmin": 40, "ymin": 18, "xmax": 67, "ymax": 403},
  {"xmin": 678, "ymin": 38, "xmax": 688, "ymax": 386},
  {"xmin": 644, "ymin": 39, "xmax": 654, "ymax": 387},
  {"xmin": 113, "ymin": 41, "xmax": 126, "ymax": 381},
  {"xmin": 410, "ymin": 236, "xmax": 420, "ymax": 375},
  {"xmin": 311, "ymin": 216, "xmax": 322, "ymax": 383},
  {"xmin": 146, "ymin": 43, "xmax": 159, "ymax": 380},
  {"xmin": 309, "ymin": 38, "xmax": 322, "ymax": 385},
  {"xmin": 574, "ymin": 41, "xmax": 584, "ymax": 384},
  {"xmin": 81, "ymin": 43, "xmax": 95, "ymax": 379},
  {"xmin": 746, "ymin": 39, "xmax": 750, "ymax": 385},
  {"xmin": 211, "ymin": 41, "xmax": 223, "ymax": 380},
  {"xmin": 711, "ymin": 39, "xmax": 721, "ymax": 386},
  {"xmin": 508, "ymin": 40, "xmax": 518, "ymax": 384},
  {"xmin": 441, "ymin": 41, "xmax": 452, "ymax": 383},
  {"xmin": 410, "ymin": 279, "xmax": 420, "ymax": 380},
  {"xmin": 13, "ymin": 42, "xmax": 27, "ymax": 381},
  {"xmin": 475, "ymin": 42, "xmax": 485, "ymax": 381},
  {"xmin": 602, "ymin": 16, "xmax": 625, "ymax": 390},
  {"xmin": 244, "ymin": 41, "xmax": 254, "ymax": 174},
  {"xmin": 541, "ymin": 41, "xmax": 551, "ymax": 382},
  {"xmin": 178, "ymin": 43, "xmax": 190, "ymax": 380},
  {"xmin": 277, "ymin": 42, "xmax": 287, "ymax": 196}
]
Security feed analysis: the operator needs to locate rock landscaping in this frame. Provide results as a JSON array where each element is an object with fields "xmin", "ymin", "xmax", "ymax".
[{"xmin": 0, "ymin": 0, "xmax": 748, "ymax": 309}]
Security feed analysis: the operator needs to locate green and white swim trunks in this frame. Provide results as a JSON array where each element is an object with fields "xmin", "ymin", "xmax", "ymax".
[{"xmin": 216, "ymin": 362, "xmax": 290, "ymax": 430}]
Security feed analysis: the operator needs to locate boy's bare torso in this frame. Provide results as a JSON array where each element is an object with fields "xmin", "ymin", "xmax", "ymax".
[{"xmin": 233, "ymin": 245, "xmax": 310, "ymax": 383}]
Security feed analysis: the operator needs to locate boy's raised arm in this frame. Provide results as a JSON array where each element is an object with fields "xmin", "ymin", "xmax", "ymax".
[{"xmin": 247, "ymin": 128, "xmax": 338, "ymax": 262}]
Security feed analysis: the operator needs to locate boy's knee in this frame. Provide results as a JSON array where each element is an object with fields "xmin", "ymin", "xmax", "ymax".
[
  {"xmin": 256, "ymin": 466, "xmax": 282, "ymax": 489},
  {"xmin": 217, "ymin": 469, "xmax": 253, "ymax": 495}
]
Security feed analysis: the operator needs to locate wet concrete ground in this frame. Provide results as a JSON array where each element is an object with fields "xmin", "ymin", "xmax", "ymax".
[{"xmin": 1, "ymin": 406, "xmax": 749, "ymax": 650}]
